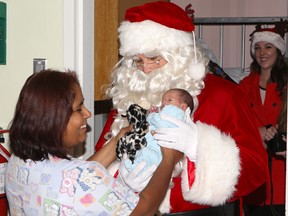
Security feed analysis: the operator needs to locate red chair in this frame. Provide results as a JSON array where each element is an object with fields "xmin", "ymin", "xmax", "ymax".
[{"xmin": 0, "ymin": 129, "xmax": 10, "ymax": 215}]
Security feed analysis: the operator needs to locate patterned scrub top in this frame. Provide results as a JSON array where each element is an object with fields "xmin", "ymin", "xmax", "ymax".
[{"xmin": 5, "ymin": 154, "xmax": 139, "ymax": 216}]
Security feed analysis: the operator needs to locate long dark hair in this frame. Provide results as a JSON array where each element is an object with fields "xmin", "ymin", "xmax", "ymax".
[
  {"xmin": 9, "ymin": 70, "xmax": 79, "ymax": 161},
  {"xmin": 278, "ymin": 88, "xmax": 287, "ymax": 132},
  {"xmin": 250, "ymin": 49, "xmax": 287, "ymax": 97}
]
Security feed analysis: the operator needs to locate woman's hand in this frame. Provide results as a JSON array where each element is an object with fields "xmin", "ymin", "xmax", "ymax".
[
  {"xmin": 264, "ymin": 125, "xmax": 278, "ymax": 141},
  {"xmin": 275, "ymin": 135, "xmax": 287, "ymax": 158},
  {"xmin": 276, "ymin": 151, "xmax": 286, "ymax": 157},
  {"xmin": 115, "ymin": 125, "xmax": 133, "ymax": 140},
  {"xmin": 87, "ymin": 125, "xmax": 132, "ymax": 167}
]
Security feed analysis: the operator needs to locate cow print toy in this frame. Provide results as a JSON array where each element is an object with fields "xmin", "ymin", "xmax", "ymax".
[{"xmin": 116, "ymin": 104, "xmax": 149, "ymax": 163}]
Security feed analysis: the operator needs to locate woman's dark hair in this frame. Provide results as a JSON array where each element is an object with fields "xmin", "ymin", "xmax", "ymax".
[
  {"xmin": 250, "ymin": 49, "xmax": 287, "ymax": 97},
  {"xmin": 9, "ymin": 69, "xmax": 80, "ymax": 161},
  {"xmin": 278, "ymin": 88, "xmax": 287, "ymax": 132}
]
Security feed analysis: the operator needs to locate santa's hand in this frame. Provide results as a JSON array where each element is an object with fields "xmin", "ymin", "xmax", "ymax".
[
  {"xmin": 153, "ymin": 113, "xmax": 198, "ymax": 162},
  {"xmin": 118, "ymin": 154, "xmax": 157, "ymax": 192}
]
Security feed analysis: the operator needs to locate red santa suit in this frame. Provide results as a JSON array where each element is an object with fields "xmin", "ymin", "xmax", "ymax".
[
  {"xmin": 95, "ymin": 74, "xmax": 269, "ymax": 213},
  {"xmin": 239, "ymin": 71, "xmax": 285, "ymax": 206},
  {"xmin": 95, "ymin": 1, "xmax": 269, "ymax": 214}
]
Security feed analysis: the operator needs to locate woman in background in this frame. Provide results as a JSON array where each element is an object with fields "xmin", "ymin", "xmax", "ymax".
[{"xmin": 239, "ymin": 20, "xmax": 287, "ymax": 216}]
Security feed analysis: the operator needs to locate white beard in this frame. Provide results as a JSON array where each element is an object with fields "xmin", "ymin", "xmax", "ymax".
[
  {"xmin": 107, "ymin": 51, "xmax": 206, "ymax": 136},
  {"xmin": 108, "ymin": 64, "xmax": 180, "ymax": 136}
]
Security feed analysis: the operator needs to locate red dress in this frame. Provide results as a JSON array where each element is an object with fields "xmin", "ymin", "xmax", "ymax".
[
  {"xmin": 96, "ymin": 74, "xmax": 269, "ymax": 213},
  {"xmin": 238, "ymin": 71, "xmax": 285, "ymax": 206}
]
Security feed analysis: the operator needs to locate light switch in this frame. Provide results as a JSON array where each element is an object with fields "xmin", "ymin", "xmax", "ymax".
[{"xmin": 33, "ymin": 58, "xmax": 47, "ymax": 73}]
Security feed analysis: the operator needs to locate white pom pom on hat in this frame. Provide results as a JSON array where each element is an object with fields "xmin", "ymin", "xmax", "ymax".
[{"xmin": 188, "ymin": 63, "xmax": 206, "ymax": 81}]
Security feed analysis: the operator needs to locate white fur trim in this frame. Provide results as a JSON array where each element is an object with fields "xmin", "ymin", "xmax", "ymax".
[
  {"xmin": 188, "ymin": 63, "xmax": 206, "ymax": 81},
  {"xmin": 181, "ymin": 121, "xmax": 240, "ymax": 206},
  {"xmin": 251, "ymin": 31, "xmax": 286, "ymax": 55},
  {"xmin": 119, "ymin": 20, "xmax": 193, "ymax": 56},
  {"xmin": 158, "ymin": 159, "xmax": 185, "ymax": 214}
]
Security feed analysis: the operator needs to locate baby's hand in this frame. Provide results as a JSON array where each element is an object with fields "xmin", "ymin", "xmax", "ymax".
[{"xmin": 148, "ymin": 106, "xmax": 159, "ymax": 114}]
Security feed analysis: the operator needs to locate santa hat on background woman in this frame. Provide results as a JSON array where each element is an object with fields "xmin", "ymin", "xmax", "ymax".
[
  {"xmin": 118, "ymin": 1, "xmax": 205, "ymax": 81},
  {"xmin": 250, "ymin": 19, "xmax": 288, "ymax": 56}
]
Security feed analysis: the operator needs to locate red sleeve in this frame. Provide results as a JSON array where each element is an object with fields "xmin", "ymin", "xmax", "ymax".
[
  {"xmin": 95, "ymin": 109, "xmax": 117, "ymax": 152},
  {"xmin": 194, "ymin": 74, "xmax": 269, "ymax": 198}
]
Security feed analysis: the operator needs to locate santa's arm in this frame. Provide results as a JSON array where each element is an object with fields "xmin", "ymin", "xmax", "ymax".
[{"xmin": 154, "ymin": 113, "xmax": 241, "ymax": 206}]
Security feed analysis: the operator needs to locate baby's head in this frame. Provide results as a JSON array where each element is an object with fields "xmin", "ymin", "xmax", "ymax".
[{"xmin": 161, "ymin": 88, "xmax": 194, "ymax": 114}]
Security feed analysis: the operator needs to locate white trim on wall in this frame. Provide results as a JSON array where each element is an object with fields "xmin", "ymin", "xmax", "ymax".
[{"xmin": 63, "ymin": 0, "xmax": 95, "ymax": 159}]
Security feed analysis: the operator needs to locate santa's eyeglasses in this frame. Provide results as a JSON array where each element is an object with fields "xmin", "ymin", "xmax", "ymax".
[{"xmin": 132, "ymin": 55, "xmax": 164, "ymax": 70}]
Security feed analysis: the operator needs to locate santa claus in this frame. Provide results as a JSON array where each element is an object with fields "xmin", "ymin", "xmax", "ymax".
[{"xmin": 95, "ymin": 1, "xmax": 269, "ymax": 215}]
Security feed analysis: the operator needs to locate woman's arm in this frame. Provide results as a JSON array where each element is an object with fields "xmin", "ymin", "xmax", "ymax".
[
  {"xmin": 87, "ymin": 126, "xmax": 132, "ymax": 168},
  {"xmin": 130, "ymin": 147, "xmax": 183, "ymax": 216}
]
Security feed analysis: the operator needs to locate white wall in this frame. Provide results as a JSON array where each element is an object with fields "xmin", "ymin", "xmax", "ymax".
[
  {"xmin": 0, "ymin": 0, "xmax": 64, "ymax": 149},
  {"xmin": 0, "ymin": 1, "xmax": 95, "ymax": 160},
  {"xmin": 63, "ymin": 0, "xmax": 94, "ymax": 159}
]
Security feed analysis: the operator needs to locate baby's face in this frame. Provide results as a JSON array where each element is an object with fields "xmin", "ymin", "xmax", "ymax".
[{"xmin": 161, "ymin": 90, "xmax": 186, "ymax": 110}]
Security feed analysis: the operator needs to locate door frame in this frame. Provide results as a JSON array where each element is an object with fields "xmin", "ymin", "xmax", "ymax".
[{"xmin": 63, "ymin": 0, "xmax": 94, "ymax": 159}]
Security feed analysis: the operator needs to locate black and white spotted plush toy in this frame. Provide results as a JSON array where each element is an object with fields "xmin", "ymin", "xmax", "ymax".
[{"xmin": 116, "ymin": 104, "xmax": 149, "ymax": 163}]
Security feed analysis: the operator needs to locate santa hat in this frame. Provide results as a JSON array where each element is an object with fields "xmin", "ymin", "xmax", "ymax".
[
  {"xmin": 118, "ymin": 1, "xmax": 205, "ymax": 81},
  {"xmin": 119, "ymin": 1, "xmax": 194, "ymax": 56},
  {"xmin": 251, "ymin": 28, "xmax": 286, "ymax": 56}
]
